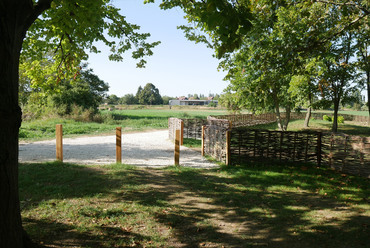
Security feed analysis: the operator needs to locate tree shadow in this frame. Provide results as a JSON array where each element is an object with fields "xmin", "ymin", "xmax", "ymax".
[{"xmin": 20, "ymin": 162, "xmax": 369, "ymax": 247}]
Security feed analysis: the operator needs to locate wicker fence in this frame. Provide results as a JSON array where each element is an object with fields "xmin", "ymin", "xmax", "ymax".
[
  {"xmin": 168, "ymin": 118, "xmax": 183, "ymax": 141},
  {"xmin": 226, "ymin": 128, "xmax": 370, "ymax": 178},
  {"xmin": 229, "ymin": 129, "xmax": 321, "ymax": 165},
  {"xmin": 169, "ymin": 115, "xmax": 369, "ymax": 177},
  {"xmin": 203, "ymin": 118, "xmax": 231, "ymax": 162},
  {"xmin": 322, "ymin": 133, "xmax": 370, "ymax": 177},
  {"xmin": 211, "ymin": 112, "xmax": 369, "ymax": 126},
  {"xmin": 168, "ymin": 118, "xmax": 208, "ymax": 141}
]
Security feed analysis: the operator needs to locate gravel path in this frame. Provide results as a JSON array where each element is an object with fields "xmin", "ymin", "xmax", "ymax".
[{"xmin": 19, "ymin": 130, "xmax": 218, "ymax": 168}]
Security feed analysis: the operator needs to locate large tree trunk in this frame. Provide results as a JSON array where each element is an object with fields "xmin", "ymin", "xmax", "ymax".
[
  {"xmin": 367, "ymin": 71, "xmax": 370, "ymax": 126},
  {"xmin": 0, "ymin": 1, "xmax": 50, "ymax": 247},
  {"xmin": 0, "ymin": 16, "xmax": 25, "ymax": 248}
]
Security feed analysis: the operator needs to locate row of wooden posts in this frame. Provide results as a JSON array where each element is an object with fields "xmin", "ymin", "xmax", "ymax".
[{"xmin": 55, "ymin": 124, "xmax": 182, "ymax": 165}]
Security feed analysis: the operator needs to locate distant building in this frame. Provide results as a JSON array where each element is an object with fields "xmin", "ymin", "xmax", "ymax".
[{"xmin": 169, "ymin": 99, "xmax": 218, "ymax": 106}]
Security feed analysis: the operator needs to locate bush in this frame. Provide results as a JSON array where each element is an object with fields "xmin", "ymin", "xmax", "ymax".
[
  {"xmin": 337, "ymin": 116, "xmax": 344, "ymax": 124},
  {"xmin": 323, "ymin": 115, "xmax": 332, "ymax": 122}
]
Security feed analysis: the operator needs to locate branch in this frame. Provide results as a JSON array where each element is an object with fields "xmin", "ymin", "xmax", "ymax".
[
  {"xmin": 23, "ymin": 0, "xmax": 53, "ymax": 32},
  {"xmin": 315, "ymin": 0, "xmax": 370, "ymax": 15}
]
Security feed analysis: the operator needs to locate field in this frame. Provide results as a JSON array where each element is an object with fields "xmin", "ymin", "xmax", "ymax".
[
  {"xmin": 20, "ymin": 162, "xmax": 369, "ymax": 248},
  {"xmin": 19, "ymin": 107, "xmax": 369, "ymax": 141},
  {"xmin": 19, "ymin": 107, "xmax": 228, "ymax": 141}
]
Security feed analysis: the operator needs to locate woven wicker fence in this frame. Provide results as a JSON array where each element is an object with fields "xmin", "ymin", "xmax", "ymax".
[
  {"xmin": 229, "ymin": 129, "xmax": 321, "ymax": 165},
  {"xmin": 168, "ymin": 118, "xmax": 183, "ymax": 141},
  {"xmin": 322, "ymin": 133, "xmax": 370, "ymax": 177},
  {"xmin": 209, "ymin": 114, "xmax": 276, "ymax": 127},
  {"xmin": 182, "ymin": 119, "xmax": 208, "ymax": 140},
  {"xmin": 211, "ymin": 113, "xmax": 369, "ymax": 126},
  {"xmin": 227, "ymin": 128, "xmax": 369, "ymax": 178},
  {"xmin": 168, "ymin": 118, "xmax": 209, "ymax": 141},
  {"xmin": 203, "ymin": 118, "xmax": 231, "ymax": 162}
]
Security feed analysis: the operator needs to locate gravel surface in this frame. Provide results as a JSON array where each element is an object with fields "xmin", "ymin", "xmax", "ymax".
[{"xmin": 19, "ymin": 130, "xmax": 218, "ymax": 168}]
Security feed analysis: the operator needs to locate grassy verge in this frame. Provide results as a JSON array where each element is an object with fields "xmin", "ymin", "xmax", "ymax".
[
  {"xmin": 248, "ymin": 119, "xmax": 370, "ymax": 136},
  {"xmin": 20, "ymin": 108, "xmax": 228, "ymax": 141},
  {"xmin": 20, "ymin": 162, "xmax": 369, "ymax": 248}
]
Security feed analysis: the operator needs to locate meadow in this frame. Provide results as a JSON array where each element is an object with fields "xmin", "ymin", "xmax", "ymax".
[{"xmin": 19, "ymin": 106, "xmax": 369, "ymax": 141}]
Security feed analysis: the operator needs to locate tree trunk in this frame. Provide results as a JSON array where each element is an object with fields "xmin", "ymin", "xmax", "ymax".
[
  {"xmin": 304, "ymin": 93, "xmax": 312, "ymax": 128},
  {"xmin": 0, "ymin": 21, "xmax": 24, "ymax": 248},
  {"xmin": 272, "ymin": 92, "xmax": 286, "ymax": 131},
  {"xmin": 0, "ymin": 1, "xmax": 50, "ymax": 247},
  {"xmin": 332, "ymin": 96, "xmax": 340, "ymax": 132},
  {"xmin": 283, "ymin": 105, "xmax": 291, "ymax": 131},
  {"xmin": 367, "ymin": 71, "xmax": 370, "ymax": 126},
  {"xmin": 304, "ymin": 107, "xmax": 311, "ymax": 128}
]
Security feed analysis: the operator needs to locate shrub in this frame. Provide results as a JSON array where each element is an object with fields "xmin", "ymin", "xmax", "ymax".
[
  {"xmin": 337, "ymin": 116, "xmax": 344, "ymax": 124},
  {"xmin": 323, "ymin": 115, "xmax": 332, "ymax": 122}
]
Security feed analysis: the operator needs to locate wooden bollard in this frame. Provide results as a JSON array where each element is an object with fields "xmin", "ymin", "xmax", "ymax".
[
  {"xmin": 174, "ymin": 129, "xmax": 180, "ymax": 165},
  {"xmin": 116, "ymin": 127, "xmax": 122, "ymax": 163},
  {"xmin": 56, "ymin": 124, "xmax": 63, "ymax": 161},
  {"xmin": 180, "ymin": 120, "xmax": 184, "ymax": 145}
]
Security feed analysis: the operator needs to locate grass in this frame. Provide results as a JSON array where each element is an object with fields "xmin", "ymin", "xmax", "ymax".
[
  {"xmin": 20, "ymin": 162, "xmax": 369, "ymax": 248},
  {"xmin": 247, "ymin": 119, "xmax": 370, "ymax": 136},
  {"xmin": 183, "ymin": 138, "xmax": 202, "ymax": 149},
  {"xmin": 20, "ymin": 108, "xmax": 228, "ymax": 141}
]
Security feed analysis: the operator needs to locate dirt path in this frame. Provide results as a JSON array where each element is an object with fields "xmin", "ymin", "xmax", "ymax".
[{"xmin": 19, "ymin": 130, "xmax": 217, "ymax": 168}]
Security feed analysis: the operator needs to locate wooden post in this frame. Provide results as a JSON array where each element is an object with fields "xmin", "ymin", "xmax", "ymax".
[
  {"xmin": 116, "ymin": 127, "xmax": 122, "ymax": 163},
  {"xmin": 226, "ymin": 130, "xmax": 231, "ymax": 165},
  {"xmin": 56, "ymin": 124, "xmax": 63, "ymax": 162},
  {"xmin": 181, "ymin": 120, "xmax": 184, "ymax": 145},
  {"xmin": 174, "ymin": 129, "xmax": 180, "ymax": 165},
  {"xmin": 201, "ymin": 126, "xmax": 205, "ymax": 156}
]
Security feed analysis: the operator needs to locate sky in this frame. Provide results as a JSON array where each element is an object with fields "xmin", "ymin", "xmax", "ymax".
[{"xmin": 86, "ymin": 0, "xmax": 228, "ymax": 98}]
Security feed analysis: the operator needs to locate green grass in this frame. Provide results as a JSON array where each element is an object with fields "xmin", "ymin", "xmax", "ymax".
[
  {"xmin": 248, "ymin": 119, "xmax": 370, "ymax": 136},
  {"xmin": 313, "ymin": 110, "xmax": 369, "ymax": 117},
  {"xmin": 20, "ymin": 108, "xmax": 228, "ymax": 141},
  {"xmin": 20, "ymin": 162, "xmax": 369, "ymax": 248},
  {"xmin": 183, "ymin": 138, "xmax": 202, "ymax": 148}
]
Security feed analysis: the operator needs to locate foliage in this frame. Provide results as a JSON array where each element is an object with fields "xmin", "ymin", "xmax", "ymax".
[
  {"xmin": 136, "ymin": 83, "xmax": 163, "ymax": 105},
  {"xmin": 151, "ymin": 0, "xmax": 253, "ymax": 58},
  {"xmin": 119, "ymin": 94, "xmax": 138, "ymax": 105},
  {"xmin": 23, "ymin": 0, "xmax": 160, "ymax": 83},
  {"xmin": 323, "ymin": 115, "xmax": 332, "ymax": 122},
  {"xmin": 161, "ymin": 95, "xmax": 175, "ymax": 105},
  {"xmin": 105, "ymin": 94, "xmax": 120, "ymax": 105},
  {"xmin": 50, "ymin": 66, "xmax": 109, "ymax": 115}
]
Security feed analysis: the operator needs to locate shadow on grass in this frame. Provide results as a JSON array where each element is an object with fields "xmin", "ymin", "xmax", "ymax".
[{"xmin": 20, "ymin": 161, "xmax": 369, "ymax": 248}]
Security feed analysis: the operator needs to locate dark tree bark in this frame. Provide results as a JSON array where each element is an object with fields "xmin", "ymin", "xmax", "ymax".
[{"xmin": 0, "ymin": 1, "xmax": 51, "ymax": 247}]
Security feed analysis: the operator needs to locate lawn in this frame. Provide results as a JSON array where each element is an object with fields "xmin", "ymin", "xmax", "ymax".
[
  {"xmin": 248, "ymin": 119, "xmax": 370, "ymax": 136},
  {"xmin": 19, "ymin": 108, "xmax": 228, "ymax": 141},
  {"xmin": 20, "ymin": 162, "xmax": 369, "ymax": 248}
]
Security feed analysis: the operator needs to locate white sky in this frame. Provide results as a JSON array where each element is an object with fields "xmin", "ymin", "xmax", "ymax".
[{"xmin": 86, "ymin": 0, "xmax": 228, "ymax": 98}]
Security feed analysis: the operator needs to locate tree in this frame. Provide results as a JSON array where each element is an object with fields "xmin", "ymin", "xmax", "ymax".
[
  {"xmin": 0, "ymin": 1, "xmax": 159, "ymax": 247},
  {"xmin": 161, "ymin": 95, "xmax": 175, "ymax": 105},
  {"xmin": 51, "ymin": 67, "xmax": 109, "ymax": 115},
  {"xmin": 136, "ymin": 83, "xmax": 163, "ymax": 105},
  {"xmin": 106, "ymin": 94, "xmax": 120, "ymax": 105},
  {"xmin": 120, "ymin": 94, "xmax": 138, "ymax": 105}
]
